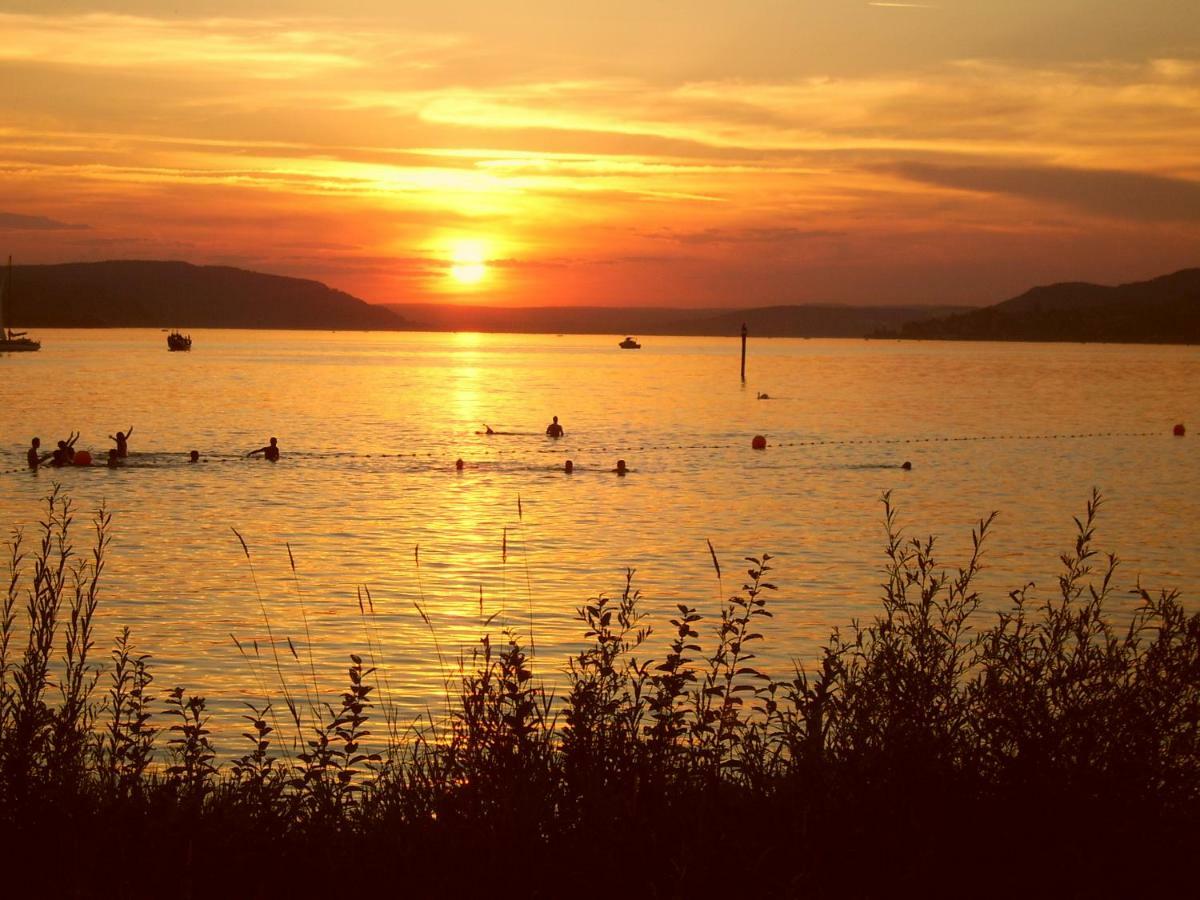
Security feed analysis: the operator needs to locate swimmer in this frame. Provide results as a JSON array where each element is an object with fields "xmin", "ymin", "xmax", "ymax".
[
  {"xmin": 613, "ymin": 459, "xmax": 628, "ymax": 476},
  {"xmin": 757, "ymin": 392, "xmax": 770, "ymax": 400},
  {"xmin": 901, "ymin": 461, "xmax": 912, "ymax": 470},
  {"xmin": 455, "ymin": 458, "xmax": 464, "ymax": 470},
  {"xmin": 107, "ymin": 449, "xmax": 121, "ymax": 468},
  {"xmin": 189, "ymin": 450, "xmax": 200, "ymax": 463},
  {"xmin": 27, "ymin": 437, "xmax": 50, "ymax": 470},
  {"xmin": 545, "ymin": 416, "xmax": 564, "ymax": 438},
  {"xmin": 483, "ymin": 424, "xmax": 495, "ymax": 435},
  {"xmin": 58, "ymin": 432, "xmax": 80, "ymax": 464},
  {"xmin": 564, "ymin": 459, "xmax": 573, "ymax": 474},
  {"xmin": 247, "ymin": 437, "xmax": 280, "ymax": 462},
  {"xmin": 109, "ymin": 426, "xmax": 134, "ymax": 458}
]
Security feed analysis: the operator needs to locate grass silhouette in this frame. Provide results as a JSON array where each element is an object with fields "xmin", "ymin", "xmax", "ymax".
[{"xmin": 1, "ymin": 487, "xmax": 1196, "ymax": 897}]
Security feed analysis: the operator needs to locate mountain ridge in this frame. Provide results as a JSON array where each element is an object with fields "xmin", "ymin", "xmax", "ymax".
[
  {"xmin": 880, "ymin": 268, "xmax": 1200, "ymax": 343},
  {"xmin": 5, "ymin": 260, "xmax": 406, "ymax": 330}
]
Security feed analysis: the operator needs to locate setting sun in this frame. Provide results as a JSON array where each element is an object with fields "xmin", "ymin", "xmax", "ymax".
[{"xmin": 449, "ymin": 239, "xmax": 489, "ymax": 286}]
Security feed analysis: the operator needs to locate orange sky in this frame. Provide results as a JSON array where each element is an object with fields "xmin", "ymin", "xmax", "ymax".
[{"xmin": 2, "ymin": 1, "xmax": 1198, "ymax": 307}]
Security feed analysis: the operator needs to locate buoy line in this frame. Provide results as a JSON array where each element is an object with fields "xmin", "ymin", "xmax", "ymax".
[{"xmin": 0, "ymin": 429, "xmax": 1179, "ymax": 478}]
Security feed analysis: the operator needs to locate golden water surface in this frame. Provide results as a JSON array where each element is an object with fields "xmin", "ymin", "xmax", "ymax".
[{"xmin": 2, "ymin": 330, "xmax": 1197, "ymax": 745}]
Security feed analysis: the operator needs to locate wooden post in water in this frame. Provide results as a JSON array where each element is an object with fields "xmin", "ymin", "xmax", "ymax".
[{"xmin": 740, "ymin": 322, "xmax": 747, "ymax": 383}]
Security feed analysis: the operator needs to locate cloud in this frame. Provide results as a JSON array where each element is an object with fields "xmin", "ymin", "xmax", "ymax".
[
  {"xmin": 884, "ymin": 161, "xmax": 1200, "ymax": 222},
  {"xmin": 0, "ymin": 211, "xmax": 89, "ymax": 230},
  {"xmin": 647, "ymin": 226, "xmax": 844, "ymax": 245}
]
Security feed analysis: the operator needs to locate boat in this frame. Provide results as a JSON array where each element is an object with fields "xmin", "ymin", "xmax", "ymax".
[
  {"xmin": 0, "ymin": 257, "xmax": 41, "ymax": 352},
  {"xmin": 167, "ymin": 330, "xmax": 192, "ymax": 351},
  {"xmin": 619, "ymin": 336, "xmax": 641, "ymax": 349}
]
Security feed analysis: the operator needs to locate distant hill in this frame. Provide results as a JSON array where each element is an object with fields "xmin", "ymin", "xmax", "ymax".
[
  {"xmin": 5, "ymin": 260, "xmax": 406, "ymax": 330},
  {"xmin": 882, "ymin": 268, "xmax": 1200, "ymax": 344},
  {"xmin": 387, "ymin": 303, "xmax": 965, "ymax": 337}
]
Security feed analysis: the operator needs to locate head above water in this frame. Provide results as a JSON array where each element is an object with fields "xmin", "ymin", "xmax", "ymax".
[
  {"xmin": 614, "ymin": 459, "xmax": 627, "ymax": 473},
  {"xmin": 564, "ymin": 459, "xmax": 573, "ymax": 473},
  {"xmin": 552, "ymin": 416, "xmax": 558, "ymax": 423},
  {"xmin": 189, "ymin": 450, "xmax": 200, "ymax": 462},
  {"xmin": 31, "ymin": 437, "xmax": 39, "ymax": 448},
  {"xmin": 455, "ymin": 458, "xmax": 464, "ymax": 470},
  {"xmin": 269, "ymin": 437, "xmax": 278, "ymax": 446}
]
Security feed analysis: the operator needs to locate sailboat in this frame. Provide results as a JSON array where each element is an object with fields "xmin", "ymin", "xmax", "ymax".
[{"xmin": 0, "ymin": 257, "xmax": 40, "ymax": 352}]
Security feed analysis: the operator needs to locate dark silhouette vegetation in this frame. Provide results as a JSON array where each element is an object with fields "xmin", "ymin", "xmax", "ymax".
[
  {"xmin": 879, "ymin": 267, "xmax": 1200, "ymax": 344},
  {"xmin": 1, "ymin": 488, "xmax": 1197, "ymax": 896}
]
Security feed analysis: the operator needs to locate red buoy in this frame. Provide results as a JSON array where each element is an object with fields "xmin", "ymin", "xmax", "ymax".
[
  {"xmin": 73, "ymin": 450, "xmax": 92, "ymax": 466},
  {"xmin": 751, "ymin": 435, "xmax": 767, "ymax": 450},
  {"xmin": 1174, "ymin": 423, "xmax": 1185, "ymax": 436}
]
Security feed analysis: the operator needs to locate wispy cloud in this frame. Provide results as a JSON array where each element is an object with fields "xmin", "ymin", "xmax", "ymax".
[
  {"xmin": 647, "ymin": 227, "xmax": 845, "ymax": 245},
  {"xmin": 885, "ymin": 161, "xmax": 1200, "ymax": 222},
  {"xmin": 0, "ymin": 211, "xmax": 89, "ymax": 230}
]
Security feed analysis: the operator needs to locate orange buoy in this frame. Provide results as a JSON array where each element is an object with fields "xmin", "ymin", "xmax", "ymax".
[
  {"xmin": 751, "ymin": 435, "xmax": 767, "ymax": 450},
  {"xmin": 1174, "ymin": 423, "xmax": 1185, "ymax": 436},
  {"xmin": 73, "ymin": 450, "xmax": 92, "ymax": 466}
]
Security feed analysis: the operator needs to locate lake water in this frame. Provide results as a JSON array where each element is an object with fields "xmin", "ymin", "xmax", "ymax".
[{"xmin": 2, "ymin": 329, "xmax": 1197, "ymax": 747}]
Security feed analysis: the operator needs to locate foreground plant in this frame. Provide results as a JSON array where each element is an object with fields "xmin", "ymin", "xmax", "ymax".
[{"xmin": 0, "ymin": 487, "xmax": 1195, "ymax": 897}]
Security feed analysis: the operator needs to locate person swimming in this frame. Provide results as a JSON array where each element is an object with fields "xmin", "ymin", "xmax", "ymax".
[
  {"xmin": 27, "ymin": 437, "xmax": 50, "ymax": 470},
  {"xmin": 613, "ymin": 459, "xmax": 628, "ymax": 476},
  {"xmin": 109, "ymin": 426, "xmax": 134, "ymax": 458},
  {"xmin": 247, "ymin": 437, "xmax": 280, "ymax": 461},
  {"xmin": 545, "ymin": 416, "xmax": 564, "ymax": 438},
  {"xmin": 189, "ymin": 450, "xmax": 200, "ymax": 463},
  {"xmin": 564, "ymin": 459, "xmax": 574, "ymax": 474},
  {"xmin": 57, "ymin": 432, "xmax": 80, "ymax": 464},
  {"xmin": 455, "ymin": 458, "xmax": 464, "ymax": 470},
  {"xmin": 901, "ymin": 461, "xmax": 912, "ymax": 470}
]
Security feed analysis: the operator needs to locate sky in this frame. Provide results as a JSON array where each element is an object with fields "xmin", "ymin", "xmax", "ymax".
[{"xmin": 1, "ymin": 1, "xmax": 1198, "ymax": 307}]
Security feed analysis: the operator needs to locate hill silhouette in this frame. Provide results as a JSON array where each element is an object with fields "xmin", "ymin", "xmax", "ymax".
[
  {"xmin": 6, "ymin": 260, "xmax": 406, "ymax": 329},
  {"xmin": 387, "ymin": 302, "xmax": 964, "ymax": 337},
  {"xmin": 883, "ymin": 268, "xmax": 1200, "ymax": 344}
]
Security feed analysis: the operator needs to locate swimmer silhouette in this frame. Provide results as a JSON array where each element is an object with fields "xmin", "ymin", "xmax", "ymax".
[
  {"xmin": 27, "ymin": 437, "xmax": 50, "ymax": 470},
  {"xmin": 564, "ymin": 459, "xmax": 574, "ymax": 474},
  {"xmin": 247, "ymin": 437, "xmax": 280, "ymax": 461},
  {"xmin": 109, "ymin": 425, "xmax": 134, "ymax": 458},
  {"xmin": 107, "ymin": 449, "xmax": 121, "ymax": 468},
  {"xmin": 545, "ymin": 416, "xmax": 564, "ymax": 438},
  {"xmin": 189, "ymin": 450, "xmax": 200, "ymax": 463},
  {"xmin": 455, "ymin": 458, "xmax": 464, "ymax": 470},
  {"xmin": 901, "ymin": 461, "xmax": 912, "ymax": 470},
  {"xmin": 483, "ymin": 424, "xmax": 495, "ymax": 435},
  {"xmin": 613, "ymin": 459, "xmax": 628, "ymax": 476}
]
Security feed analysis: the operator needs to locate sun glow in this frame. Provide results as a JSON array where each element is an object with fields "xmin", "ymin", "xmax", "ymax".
[{"xmin": 448, "ymin": 238, "xmax": 489, "ymax": 286}]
